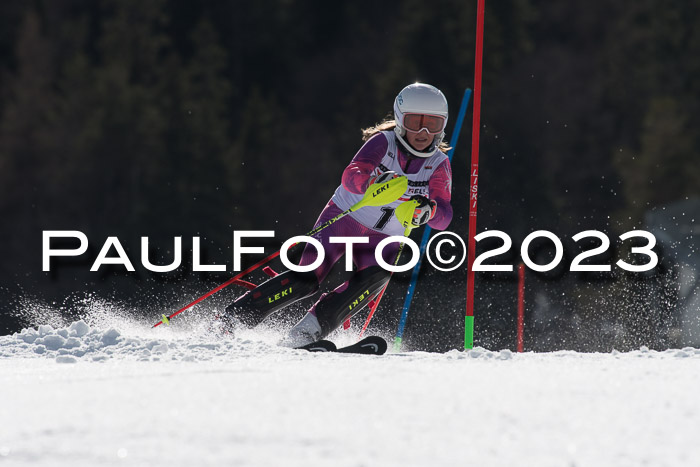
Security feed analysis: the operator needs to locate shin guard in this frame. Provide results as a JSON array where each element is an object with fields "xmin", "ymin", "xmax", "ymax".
[
  {"xmin": 224, "ymin": 270, "xmax": 319, "ymax": 328},
  {"xmin": 312, "ymin": 266, "xmax": 391, "ymax": 337}
]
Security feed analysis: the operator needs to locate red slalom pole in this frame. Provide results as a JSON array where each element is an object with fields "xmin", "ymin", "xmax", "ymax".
[
  {"xmin": 465, "ymin": 0, "xmax": 486, "ymax": 349},
  {"xmin": 517, "ymin": 263, "xmax": 525, "ymax": 352}
]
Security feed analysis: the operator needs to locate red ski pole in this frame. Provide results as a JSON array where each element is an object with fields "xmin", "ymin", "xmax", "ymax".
[
  {"xmin": 154, "ymin": 177, "xmax": 410, "ymax": 327},
  {"xmin": 359, "ymin": 282, "xmax": 387, "ymax": 338},
  {"xmin": 153, "ymin": 250, "xmax": 283, "ymax": 327}
]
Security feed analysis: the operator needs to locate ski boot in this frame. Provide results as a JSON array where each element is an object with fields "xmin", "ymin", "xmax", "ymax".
[{"xmin": 283, "ymin": 266, "xmax": 390, "ymax": 347}]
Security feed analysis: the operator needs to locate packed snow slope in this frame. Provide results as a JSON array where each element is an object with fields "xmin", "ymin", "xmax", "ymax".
[{"xmin": 1, "ymin": 319, "xmax": 700, "ymax": 467}]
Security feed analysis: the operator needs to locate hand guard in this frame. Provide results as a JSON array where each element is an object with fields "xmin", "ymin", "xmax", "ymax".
[
  {"xmin": 410, "ymin": 195, "xmax": 437, "ymax": 227},
  {"xmin": 367, "ymin": 170, "xmax": 398, "ymax": 190}
]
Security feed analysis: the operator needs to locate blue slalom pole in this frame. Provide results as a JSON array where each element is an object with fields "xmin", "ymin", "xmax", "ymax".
[{"xmin": 393, "ymin": 88, "xmax": 472, "ymax": 351}]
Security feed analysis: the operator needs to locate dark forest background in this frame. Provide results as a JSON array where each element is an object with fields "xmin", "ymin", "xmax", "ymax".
[{"xmin": 1, "ymin": 0, "xmax": 698, "ymax": 351}]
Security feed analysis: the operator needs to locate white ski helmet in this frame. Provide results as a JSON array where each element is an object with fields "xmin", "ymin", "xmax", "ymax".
[{"xmin": 393, "ymin": 83, "xmax": 449, "ymax": 158}]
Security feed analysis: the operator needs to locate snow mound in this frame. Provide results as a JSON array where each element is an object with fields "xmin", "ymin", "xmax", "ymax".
[
  {"xmin": 442, "ymin": 347, "xmax": 514, "ymax": 360},
  {"xmin": 0, "ymin": 320, "xmax": 291, "ymax": 362}
]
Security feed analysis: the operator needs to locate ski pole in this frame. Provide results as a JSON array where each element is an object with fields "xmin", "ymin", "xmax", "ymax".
[
  {"xmin": 392, "ymin": 88, "xmax": 472, "ymax": 351},
  {"xmin": 359, "ymin": 200, "xmax": 418, "ymax": 337},
  {"xmin": 154, "ymin": 176, "xmax": 409, "ymax": 327}
]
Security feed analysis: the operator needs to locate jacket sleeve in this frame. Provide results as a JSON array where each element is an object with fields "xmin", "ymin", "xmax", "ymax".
[
  {"xmin": 341, "ymin": 133, "xmax": 389, "ymax": 194},
  {"xmin": 428, "ymin": 158, "xmax": 453, "ymax": 230}
]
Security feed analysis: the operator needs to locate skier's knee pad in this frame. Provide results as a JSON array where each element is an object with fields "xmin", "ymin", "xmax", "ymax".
[
  {"xmin": 226, "ymin": 270, "xmax": 319, "ymax": 327},
  {"xmin": 313, "ymin": 266, "xmax": 391, "ymax": 337}
]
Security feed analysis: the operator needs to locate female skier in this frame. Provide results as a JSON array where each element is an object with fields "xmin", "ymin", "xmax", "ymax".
[{"xmin": 220, "ymin": 83, "xmax": 453, "ymax": 346}]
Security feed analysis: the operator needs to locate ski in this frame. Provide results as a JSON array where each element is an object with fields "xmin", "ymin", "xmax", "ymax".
[
  {"xmin": 336, "ymin": 335, "xmax": 387, "ymax": 355},
  {"xmin": 298, "ymin": 339, "xmax": 337, "ymax": 352},
  {"xmin": 298, "ymin": 336, "xmax": 387, "ymax": 355}
]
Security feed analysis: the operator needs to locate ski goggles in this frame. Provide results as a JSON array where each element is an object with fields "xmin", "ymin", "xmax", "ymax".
[{"xmin": 402, "ymin": 113, "xmax": 446, "ymax": 134}]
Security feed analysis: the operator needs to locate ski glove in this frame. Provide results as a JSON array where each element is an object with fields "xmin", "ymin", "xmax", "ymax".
[
  {"xmin": 410, "ymin": 195, "xmax": 437, "ymax": 227},
  {"xmin": 366, "ymin": 170, "xmax": 398, "ymax": 191}
]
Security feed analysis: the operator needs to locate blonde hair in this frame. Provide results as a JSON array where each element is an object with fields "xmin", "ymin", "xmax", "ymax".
[{"xmin": 361, "ymin": 117, "xmax": 452, "ymax": 152}]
